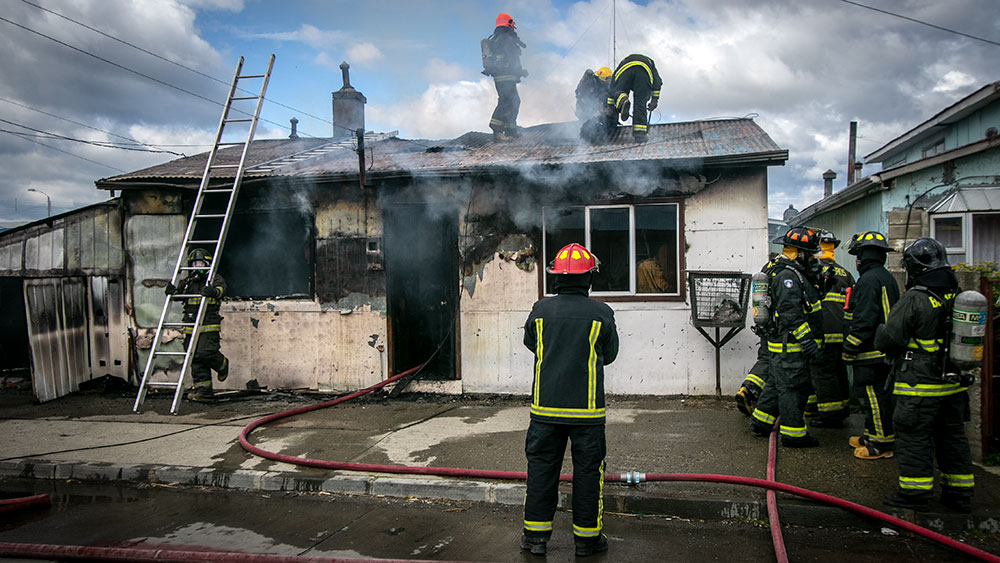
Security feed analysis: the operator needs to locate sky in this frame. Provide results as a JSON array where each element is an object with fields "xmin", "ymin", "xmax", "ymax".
[{"xmin": 0, "ymin": 0, "xmax": 997, "ymax": 224}]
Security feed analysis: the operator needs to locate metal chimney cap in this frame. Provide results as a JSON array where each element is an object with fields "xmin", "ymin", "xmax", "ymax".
[{"xmin": 822, "ymin": 169, "xmax": 837, "ymax": 179}]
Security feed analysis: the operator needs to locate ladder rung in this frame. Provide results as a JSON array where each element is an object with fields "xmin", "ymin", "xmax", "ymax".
[
  {"xmin": 147, "ymin": 382, "xmax": 181, "ymax": 388},
  {"xmin": 231, "ymin": 96, "xmax": 257, "ymax": 101},
  {"xmin": 238, "ymin": 74, "xmax": 266, "ymax": 79},
  {"xmin": 163, "ymin": 321, "xmax": 196, "ymax": 326},
  {"xmin": 187, "ymin": 239, "xmax": 219, "ymax": 245},
  {"xmin": 194, "ymin": 214, "xmax": 226, "ymax": 219},
  {"xmin": 203, "ymin": 187, "xmax": 234, "ymax": 192},
  {"xmin": 211, "ymin": 164, "xmax": 240, "ymax": 168},
  {"xmin": 217, "ymin": 142, "xmax": 244, "ymax": 146},
  {"xmin": 154, "ymin": 351, "xmax": 188, "ymax": 356},
  {"xmin": 224, "ymin": 118, "xmax": 253, "ymax": 123}
]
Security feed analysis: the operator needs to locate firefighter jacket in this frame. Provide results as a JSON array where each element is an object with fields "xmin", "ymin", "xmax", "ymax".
[
  {"xmin": 766, "ymin": 257, "xmax": 823, "ymax": 355},
  {"xmin": 523, "ymin": 284, "xmax": 619, "ymax": 425},
  {"xmin": 575, "ymin": 70, "xmax": 609, "ymax": 120},
  {"xmin": 843, "ymin": 261, "xmax": 898, "ymax": 365},
  {"xmin": 609, "ymin": 54, "xmax": 662, "ymax": 104},
  {"xmin": 818, "ymin": 258, "xmax": 855, "ymax": 346},
  {"xmin": 483, "ymin": 26, "xmax": 526, "ymax": 82},
  {"xmin": 174, "ymin": 273, "xmax": 227, "ymax": 333},
  {"xmin": 875, "ymin": 276, "xmax": 966, "ymax": 398}
]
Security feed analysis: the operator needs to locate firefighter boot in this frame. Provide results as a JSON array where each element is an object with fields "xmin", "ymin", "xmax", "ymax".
[
  {"xmin": 781, "ymin": 435, "xmax": 820, "ymax": 448},
  {"xmin": 848, "ymin": 435, "xmax": 868, "ymax": 448},
  {"xmin": 216, "ymin": 357, "xmax": 229, "ymax": 383},
  {"xmin": 854, "ymin": 443, "xmax": 893, "ymax": 460},
  {"xmin": 575, "ymin": 534, "xmax": 608, "ymax": 557},
  {"xmin": 940, "ymin": 490, "xmax": 973, "ymax": 513},
  {"xmin": 619, "ymin": 99, "xmax": 631, "ymax": 121},
  {"xmin": 734, "ymin": 386, "xmax": 757, "ymax": 416},
  {"xmin": 884, "ymin": 491, "xmax": 929, "ymax": 512},
  {"xmin": 519, "ymin": 534, "xmax": 547, "ymax": 556},
  {"xmin": 186, "ymin": 381, "xmax": 214, "ymax": 401}
]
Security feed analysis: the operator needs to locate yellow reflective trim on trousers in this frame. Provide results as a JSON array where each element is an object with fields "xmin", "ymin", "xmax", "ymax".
[
  {"xmin": 524, "ymin": 520, "xmax": 553, "ymax": 532},
  {"xmin": 843, "ymin": 311, "xmax": 853, "ymax": 321},
  {"xmin": 530, "ymin": 405, "xmax": 606, "ymax": 418},
  {"xmin": 899, "ymin": 476, "xmax": 933, "ymax": 490},
  {"xmin": 615, "ymin": 93, "xmax": 629, "ymax": 108},
  {"xmin": 752, "ymin": 409, "xmax": 776, "ymax": 425},
  {"xmin": 818, "ymin": 400, "xmax": 848, "ymax": 412},
  {"xmin": 633, "ymin": 124, "xmax": 647, "ymax": 131},
  {"xmin": 823, "ymin": 293, "xmax": 846, "ymax": 303},
  {"xmin": 780, "ymin": 425, "xmax": 807, "ymax": 438},
  {"xmin": 613, "ymin": 61, "xmax": 654, "ymax": 84},
  {"xmin": 881, "ymin": 286, "xmax": 891, "ymax": 322},
  {"xmin": 745, "ymin": 373, "xmax": 765, "ymax": 388},
  {"xmin": 893, "ymin": 382, "xmax": 965, "ymax": 397},
  {"xmin": 941, "ymin": 473, "xmax": 975, "ymax": 487},
  {"xmin": 533, "ymin": 319, "xmax": 543, "ymax": 406},
  {"xmin": 866, "ymin": 384, "xmax": 888, "ymax": 439},
  {"xmin": 855, "ymin": 350, "xmax": 886, "ymax": 361},
  {"xmin": 490, "ymin": 118, "xmax": 505, "ymax": 127},
  {"xmin": 823, "ymin": 334, "xmax": 844, "ymax": 343},
  {"xmin": 182, "ymin": 324, "xmax": 221, "ymax": 334},
  {"xmin": 573, "ymin": 459, "xmax": 604, "ymax": 538},
  {"xmin": 186, "ymin": 297, "xmax": 219, "ymax": 305},
  {"xmin": 588, "ymin": 321, "xmax": 601, "ymax": 410},
  {"xmin": 768, "ymin": 340, "xmax": 802, "ymax": 353}
]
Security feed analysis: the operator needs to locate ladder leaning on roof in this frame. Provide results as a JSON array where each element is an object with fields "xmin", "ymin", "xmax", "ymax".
[{"xmin": 133, "ymin": 55, "xmax": 275, "ymax": 414}]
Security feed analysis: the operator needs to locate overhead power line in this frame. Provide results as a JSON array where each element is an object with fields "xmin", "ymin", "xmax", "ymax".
[
  {"xmin": 1, "ymin": 129, "xmax": 125, "ymax": 172},
  {"xmin": 0, "ymin": 118, "xmax": 184, "ymax": 154},
  {"xmin": 838, "ymin": 0, "xmax": 1000, "ymax": 47}
]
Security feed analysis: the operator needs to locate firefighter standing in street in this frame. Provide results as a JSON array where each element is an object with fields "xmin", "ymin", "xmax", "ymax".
[
  {"xmin": 521, "ymin": 243, "xmax": 619, "ymax": 557},
  {"xmin": 843, "ymin": 231, "xmax": 900, "ymax": 459},
  {"xmin": 482, "ymin": 12, "xmax": 527, "ymax": 142},
  {"xmin": 875, "ymin": 238, "xmax": 975, "ymax": 512},
  {"xmin": 166, "ymin": 248, "xmax": 229, "ymax": 401},
  {"xmin": 576, "ymin": 67, "xmax": 615, "ymax": 144},
  {"xmin": 735, "ymin": 255, "xmax": 780, "ymax": 416},
  {"xmin": 808, "ymin": 230, "xmax": 855, "ymax": 428},
  {"xmin": 749, "ymin": 227, "xmax": 824, "ymax": 447},
  {"xmin": 606, "ymin": 53, "xmax": 662, "ymax": 143}
]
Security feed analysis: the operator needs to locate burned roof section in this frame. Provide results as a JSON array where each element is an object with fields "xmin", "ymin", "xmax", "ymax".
[{"xmin": 96, "ymin": 118, "xmax": 787, "ymax": 189}]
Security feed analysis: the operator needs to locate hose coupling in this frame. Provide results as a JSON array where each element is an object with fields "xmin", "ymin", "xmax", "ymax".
[{"xmin": 620, "ymin": 471, "xmax": 646, "ymax": 486}]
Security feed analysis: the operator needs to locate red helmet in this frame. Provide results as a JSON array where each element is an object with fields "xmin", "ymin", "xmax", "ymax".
[
  {"xmin": 495, "ymin": 12, "xmax": 515, "ymax": 28},
  {"xmin": 547, "ymin": 243, "xmax": 599, "ymax": 274}
]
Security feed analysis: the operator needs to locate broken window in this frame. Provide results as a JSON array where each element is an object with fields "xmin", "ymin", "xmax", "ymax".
[
  {"xmin": 215, "ymin": 209, "xmax": 313, "ymax": 298},
  {"xmin": 543, "ymin": 202, "xmax": 681, "ymax": 297}
]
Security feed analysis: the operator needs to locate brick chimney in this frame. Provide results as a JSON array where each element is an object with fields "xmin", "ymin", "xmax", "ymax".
[
  {"xmin": 823, "ymin": 169, "xmax": 837, "ymax": 198},
  {"xmin": 332, "ymin": 61, "xmax": 366, "ymax": 140}
]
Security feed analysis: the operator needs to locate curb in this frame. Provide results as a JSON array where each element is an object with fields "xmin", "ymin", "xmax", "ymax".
[{"xmin": 3, "ymin": 459, "xmax": 997, "ymax": 535}]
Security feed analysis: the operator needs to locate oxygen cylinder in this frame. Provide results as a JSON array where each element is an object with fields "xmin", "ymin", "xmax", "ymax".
[
  {"xmin": 751, "ymin": 271, "xmax": 770, "ymax": 325},
  {"xmin": 950, "ymin": 290, "xmax": 987, "ymax": 371}
]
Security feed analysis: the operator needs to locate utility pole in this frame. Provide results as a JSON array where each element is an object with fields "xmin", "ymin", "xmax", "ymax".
[{"xmin": 27, "ymin": 188, "xmax": 51, "ymax": 217}]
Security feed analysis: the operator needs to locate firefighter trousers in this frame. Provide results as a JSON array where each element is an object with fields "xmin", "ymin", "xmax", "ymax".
[
  {"xmin": 893, "ymin": 391, "xmax": 974, "ymax": 501},
  {"xmin": 490, "ymin": 78, "xmax": 520, "ymax": 134},
  {"xmin": 741, "ymin": 334, "xmax": 770, "ymax": 395},
  {"xmin": 853, "ymin": 363, "xmax": 894, "ymax": 449},
  {"xmin": 609, "ymin": 67, "xmax": 651, "ymax": 138},
  {"xmin": 810, "ymin": 343, "xmax": 850, "ymax": 422},
  {"xmin": 751, "ymin": 349, "xmax": 812, "ymax": 444},
  {"xmin": 524, "ymin": 420, "xmax": 606, "ymax": 541},
  {"xmin": 184, "ymin": 331, "xmax": 227, "ymax": 387}
]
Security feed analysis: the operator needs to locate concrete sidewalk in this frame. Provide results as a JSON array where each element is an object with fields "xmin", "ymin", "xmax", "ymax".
[{"xmin": 2, "ymin": 387, "xmax": 999, "ymax": 535}]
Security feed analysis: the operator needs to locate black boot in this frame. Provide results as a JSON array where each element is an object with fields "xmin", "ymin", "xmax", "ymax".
[
  {"xmin": 781, "ymin": 435, "xmax": 819, "ymax": 448},
  {"xmin": 575, "ymin": 534, "xmax": 608, "ymax": 557},
  {"xmin": 734, "ymin": 386, "xmax": 757, "ymax": 416},
  {"xmin": 940, "ymin": 491, "xmax": 972, "ymax": 513},
  {"xmin": 216, "ymin": 357, "xmax": 229, "ymax": 382},
  {"xmin": 884, "ymin": 491, "xmax": 929, "ymax": 511},
  {"xmin": 519, "ymin": 534, "xmax": 547, "ymax": 556}
]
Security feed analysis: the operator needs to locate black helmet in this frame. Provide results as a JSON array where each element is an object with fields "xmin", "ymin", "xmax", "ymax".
[
  {"xmin": 847, "ymin": 231, "xmax": 889, "ymax": 255},
  {"xmin": 902, "ymin": 237, "xmax": 949, "ymax": 277},
  {"xmin": 818, "ymin": 230, "xmax": 840, "ymax": 248},
  {"xmin": 187, "ymin": 247, "xmax": 212, "ymax": 273},
  {"xmin": 772, "ymin": 226, "xmax": 819, "ymax": 253}
]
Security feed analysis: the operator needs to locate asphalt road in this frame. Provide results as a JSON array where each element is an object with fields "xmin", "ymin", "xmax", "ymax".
[{"xmin": 1, "ymin": 478, "xmax": 997, "ymax": 562}]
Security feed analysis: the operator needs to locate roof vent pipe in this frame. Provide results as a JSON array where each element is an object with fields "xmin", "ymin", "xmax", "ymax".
[
  {"xmin": 289, "ymin": 117, "xmax": 299, "ymax": 139},
  {"xmin": 853, "ymin": 161, "xmax": 863, "ymax": 181},
  {"xmin": 823, "ymin": 169, "xmax": 837, "ymax": 199}
]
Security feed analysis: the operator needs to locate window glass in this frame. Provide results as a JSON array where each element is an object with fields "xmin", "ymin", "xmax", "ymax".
[
  {"xmin": 635, "ymin": 205, "xmax": 678, "ymax": 294},
  {"xmin": 544, "ymin": 207, "xmax": 584, "ymax": 291},
  {"xmin": 933, "ymin": 216, "xmax": 963, "ymax": 248},
  {"xmin": 589, "ymin": 207, "xmax": 630, "ymax": 292}
]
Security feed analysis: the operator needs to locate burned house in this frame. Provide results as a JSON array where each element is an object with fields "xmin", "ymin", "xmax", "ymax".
[{"xmin": 5, "ymin": 69, "xmax": 788, "ymax": 402}]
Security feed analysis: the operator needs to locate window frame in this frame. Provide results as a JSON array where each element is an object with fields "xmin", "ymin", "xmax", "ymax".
[
  {"xmin": 539, "ymin": 199, "xmax": 685, "ymax": 302},
  {"xmin": 929, "ymin": 212, "xmax": 966, "ymax": 265}
]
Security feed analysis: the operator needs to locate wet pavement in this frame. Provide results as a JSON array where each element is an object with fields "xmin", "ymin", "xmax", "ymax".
[{"xmin": 1, "ymin": 386, "xmax": 1000, "ymax": 556}]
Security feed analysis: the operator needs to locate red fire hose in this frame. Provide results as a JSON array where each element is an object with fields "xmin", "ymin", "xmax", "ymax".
[
  {"xmin": 236, "ymin": 366, "xmax": 1000, "ymax": 563},
  {"xmin": 0, "ymin": 494, "xmax": 50, "ymax": 515}
]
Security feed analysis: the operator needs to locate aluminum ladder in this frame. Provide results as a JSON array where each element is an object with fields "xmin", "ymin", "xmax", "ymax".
[{"xmin": 133, "ymin": 55, "xmax": 275, "ymax": 414}]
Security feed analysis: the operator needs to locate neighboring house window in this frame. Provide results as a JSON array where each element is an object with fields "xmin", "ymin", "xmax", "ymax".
[
  {"xmin": 930, "ymin": 214, "xmax": 965, "ymax": 265},
  {"xmin": 972, "ymin": 213, "xmax": 1000, "ymax": 263},
  {"xmin": 922, "ymin": 139, "xmax": 945, "ymax": 159},
  {"xmin": 542, "ymin": 202, "xmax": 681, "ymax": 298},
  {"xmin": 884, "ymin": 153, "xmax": 906, "ymax": 169}
]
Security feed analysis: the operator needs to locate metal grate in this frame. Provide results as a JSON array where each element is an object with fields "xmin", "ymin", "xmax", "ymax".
[{"xmin": 688, "ymin": 271, "xmax": 751, "ymax": 328}]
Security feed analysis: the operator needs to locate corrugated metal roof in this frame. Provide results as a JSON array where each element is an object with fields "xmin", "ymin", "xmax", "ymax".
[
  {"xmin": 929, "ymin": 186, "xmax": 1000, "ymax": 213},
  {"xmin": 97, "ymin": 118, "xmax": 786, "ymax": 187}
]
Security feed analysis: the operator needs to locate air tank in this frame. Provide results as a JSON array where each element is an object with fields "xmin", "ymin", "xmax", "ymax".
[
  {"xmin": 950, "ymin": 290, "xmax": 987, "ymax": 371},
  {"xmin": 751, "ymin": 271, "xmax": 770, "ymax": 325}
]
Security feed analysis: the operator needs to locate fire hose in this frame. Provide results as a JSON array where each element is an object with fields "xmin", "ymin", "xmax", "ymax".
[{"xmin": 235, "ymin": 365, "xmax": 999, "ymax": 563}]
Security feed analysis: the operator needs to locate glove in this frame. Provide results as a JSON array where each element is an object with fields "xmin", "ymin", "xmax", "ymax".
[
  {"xmin": 164, "ymin": 282, "xmax": 177, "ymax": 296},
  {"xmin": 799, "ymin": 338, "xmax": 819, "ymax": 360},
  {"xmin": 647, "ymin": 98, "xmax": 658, "ymax": 111},
  {"xmin": 200, "ymin": 285, "xmax": 219, "ymax": 298}
]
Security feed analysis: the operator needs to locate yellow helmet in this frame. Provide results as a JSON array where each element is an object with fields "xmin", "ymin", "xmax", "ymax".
[{"xmin": 594, "ymin": 67, "xmax": 612, "ymax": 81}]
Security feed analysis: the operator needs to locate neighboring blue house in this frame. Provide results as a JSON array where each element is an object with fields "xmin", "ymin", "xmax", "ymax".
[{"xmin": 794, "ymin": 80, "xmax": 1000, "ymax": 272}]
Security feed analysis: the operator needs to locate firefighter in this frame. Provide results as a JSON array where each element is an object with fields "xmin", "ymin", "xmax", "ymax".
[
  {"xmin": 808, "ymin": 230, "xmax": 855, "ymax": 428},
  {"xmin": 875, "ymin": 238, "xmax": 974, "ymax": 512},
  {"xmin": 482, "ymin": 12, "xmax": 527, "ymax": 142},
  {"xmin": 521, "ymin": 243, "xmax": 619, "ymax": 557},
  {"xmin": 749, "ymin": 227, "xmax": 824, "ymax": 447},
  {"xmin": 576, "ymin": 67, "xmax": 615, "ymax": 144},
  {"xmin": 735, "ymin": 255, "xmax": 780, "ymax": 416},
  {"xmin": 843, "ymin": 231, "xmax": 899, "ymax": 459},
  {"xmin": 165, "ymin": 248, "xmax": 229, "ymax": 400},
  {"xmin": 606, "ymin": 53, "xmax": 662, "ymax": 143}
]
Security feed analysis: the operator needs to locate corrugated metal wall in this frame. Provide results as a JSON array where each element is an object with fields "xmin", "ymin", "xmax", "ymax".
[{"xmin": 25, "ymin": 278, "xmax": 90, "ymax": 402}]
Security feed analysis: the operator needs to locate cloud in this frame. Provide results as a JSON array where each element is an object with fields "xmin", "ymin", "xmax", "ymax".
[
  {"xmin": 251, "ymin": 24, "xmax": 348, "ymax": 50},
  {"xmin": 346, "ymin": 42, "xmax": 385, "ymax": 64}
]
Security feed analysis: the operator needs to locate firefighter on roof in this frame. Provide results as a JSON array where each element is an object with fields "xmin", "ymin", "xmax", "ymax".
[
  {"xmin": 749, "ymin": 226, "xmax": 824, "ymax": 447},
  {"xmin": 165, "ymin": 247, "xmax": 229, "ymax": 401},
  {"xmin": 576, "ymin": 66, "xmax": 615, "ymax": 144},
  {"xmin": 807, "ymin": 230, "xmax": 855, "ymax": 428},
  {"xmin": 482, "ymin": 12, "xmax": 527, "ymax": 142},
  {"xmin": 521, "ymin": 243, "xmax": 619, "ymax": 557},
  {"xmin": 875, "ymin": 238, "xmax": 975, "ymax": 512},
  {"xmin": 843, "ymin": 231, "xmax": 899, "ymax": 459},
  {"xmin": 606, "ymin": 54, "xmax": 662, "ymax": 144}
]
